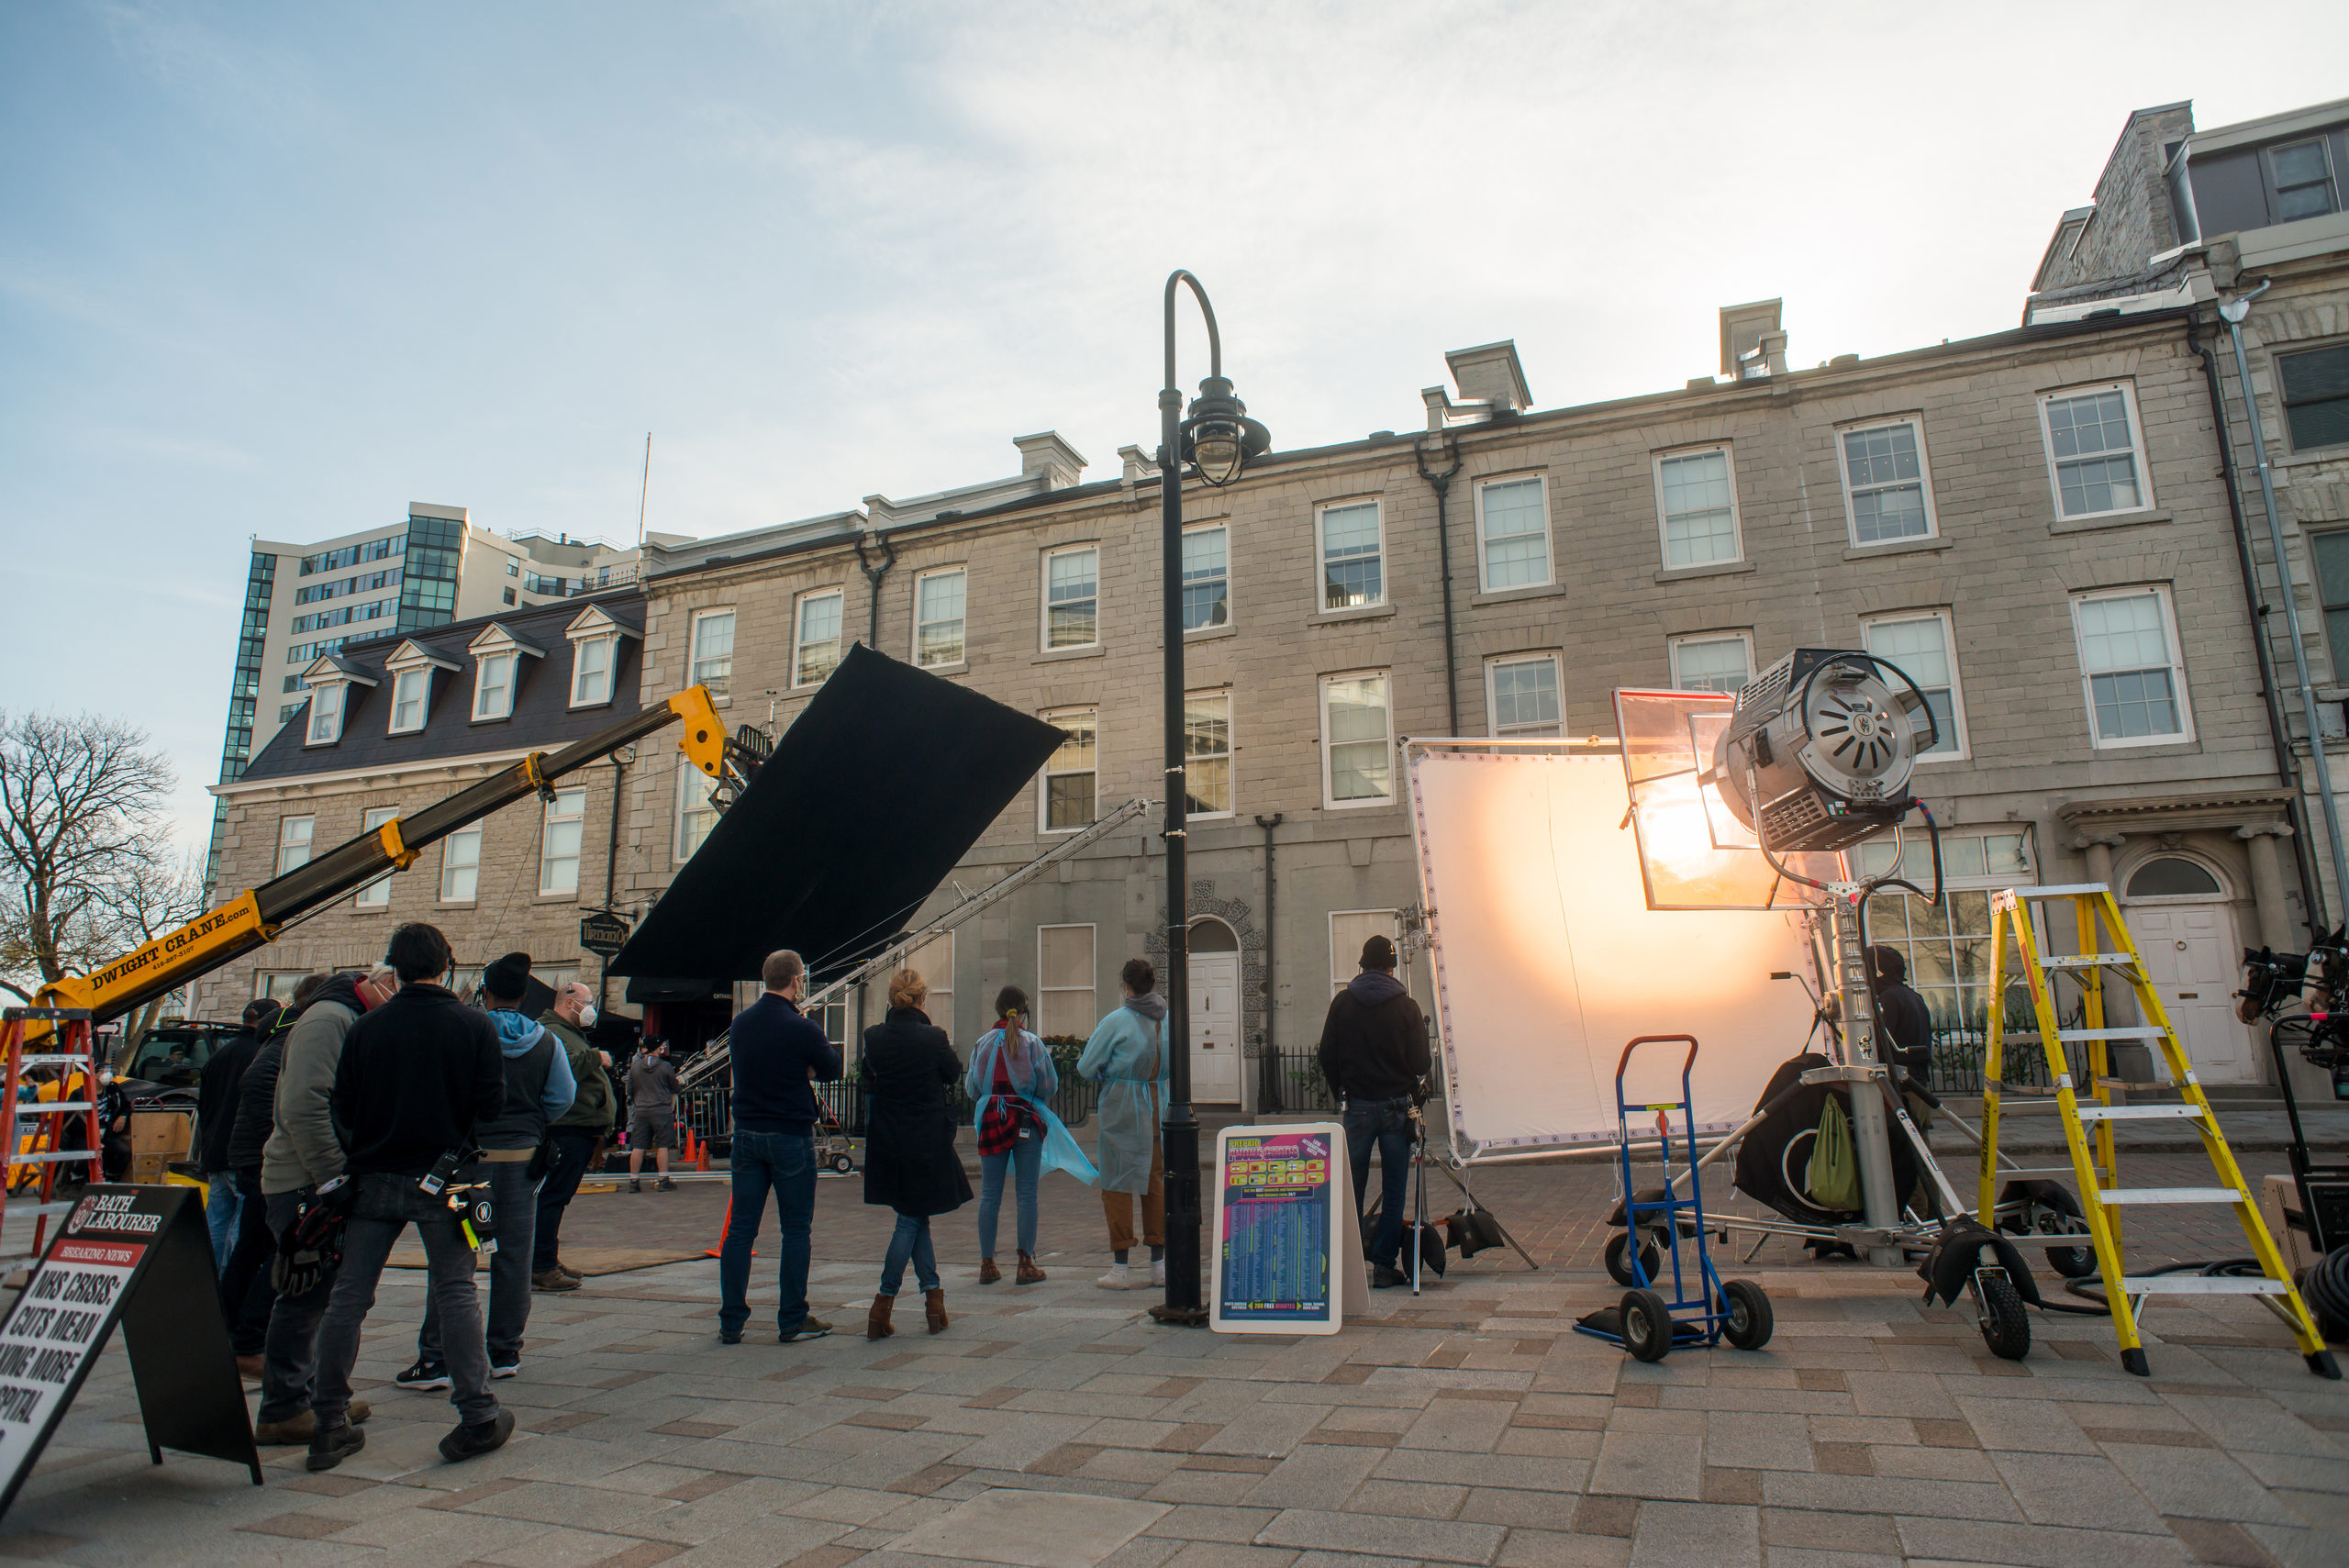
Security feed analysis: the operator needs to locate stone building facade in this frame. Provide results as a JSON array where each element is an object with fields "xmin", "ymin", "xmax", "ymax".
[{"xmin": 620, "ymin": 300, "xmax": 2302, "ymax": 1101}]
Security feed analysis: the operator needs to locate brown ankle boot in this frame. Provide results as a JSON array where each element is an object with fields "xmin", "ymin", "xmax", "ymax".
[
  {"xmin": 976, "ymin": 1257, "xmax": 1001, "ymax": 1284},
  {"xmin": 923, "ymin": 1288, "xmax": 949, "ymax": 1334},
  {"xmin": 1016, "ymin": 1252, "xmax": 1045, "ymax": 1284},
  {"xmin": 867, "ymin": 1294, "xmax": 896, "ymax": 1340}
]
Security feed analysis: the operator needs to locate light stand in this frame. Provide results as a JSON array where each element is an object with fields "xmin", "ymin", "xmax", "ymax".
[{"xmin": 1151, "ymin": 271, "xmax": 1270, "ymax": 1328}]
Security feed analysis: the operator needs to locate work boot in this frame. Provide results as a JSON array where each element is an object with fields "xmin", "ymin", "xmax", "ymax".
[
  {"xmin": 783, "ymin": 1315, "xmax": 833, "ymax": 1343},
  {"xmin": 976, "ymin": 1257, "xmax": 1001, "ymax": 1284},
  {"xmin": 306, "ymin": 1421, "xmax": 364, "ymax": 1472},
  {"xmin": 629, "ymin": 1178, "xmax": 641, "ymax": 1194},
  {"xmin": 656, "ymin": 1176, "xmax": 676, "ymax": 1192},
  {"xmin": 924, "ymin": 1288, "xmax": 949, "ymax": 1334},
  {"xmin": 1371, "ymin": 1263, "xmax": 1409, "ymax": 1289},
  {"xmin": 556, "ymin": 1260, "xmax": 583, "ymax": 1281},
  {"xmin": 256, "ymin": 1399, "xmax": 371, "ymax": 1446},
  {"xmin": 867, "ymin": 1295, "xmax": 896, "ymax": 1340},
  {"xmin": 1016, "ymin": 1252, "xmax": 1045, "ymax": 1284},
  {"xmin": 438, "ymin": 1409, "xmax": 515, "ymax": 1463},
  {"xmin": 532, "ymin": 1269, "xmax": 579, "ymax": 1293}
]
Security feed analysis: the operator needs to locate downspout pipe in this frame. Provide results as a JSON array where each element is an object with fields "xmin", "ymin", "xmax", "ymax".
[
  {"xmin": 2219, "ymin": 282, "xmax": 2349, "ymax": 925},
  {"xmin": 2192, "ymin": 317, "xmax": 2327, "ymax": 931},
  {"xmin": 598, "ymin": 745, "xmax": 630, "ymax": 1010},
  {"xmin": 1416, "ymin": 436, "xmax": 1464, "ymax": 736},
  {"xmin": 852, "ymin": 530, "xmax": 897, "ymax": 651},
  {"xmin": 1253, "ymin": 812, "xmax": 1282, "ymax": 1106}
]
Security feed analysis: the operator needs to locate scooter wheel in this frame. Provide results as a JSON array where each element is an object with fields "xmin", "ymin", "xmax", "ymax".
[
  {"xmin": 1620, "ymin": 1289, "xmax": 1673, "ymax": 1362},
  {"xmin": 1976, "ymin": 1272, "xmax": 2032, "ymax": 1362},
  {"xmin": 1604, "ymin": 1232, "xmax": 1660, "ymax": 1288},
  {"xmin": 1720, "ymin": 1278, "xmax": 1774, "ymax": 1351}
]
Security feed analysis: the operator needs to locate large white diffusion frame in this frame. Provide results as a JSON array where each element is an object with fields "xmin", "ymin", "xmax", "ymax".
[{"xmin": 1406, "ymin": 743, "xmax": 1820, "ymax": 1159}]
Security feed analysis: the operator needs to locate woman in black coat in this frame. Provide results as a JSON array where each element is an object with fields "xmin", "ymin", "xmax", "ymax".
[{"xmin": 860, "ymin": 968, "xmax": 971, "ymax": 1339}]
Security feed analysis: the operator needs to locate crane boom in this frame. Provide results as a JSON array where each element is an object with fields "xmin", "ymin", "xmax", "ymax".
[{"xmin": 37, "ymin": 686, "xmax": 733, "ymax": 1027}]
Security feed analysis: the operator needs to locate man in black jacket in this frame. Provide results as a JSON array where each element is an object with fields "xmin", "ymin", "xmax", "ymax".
[
  {"xmin": 306, "ymin": 923, "xmax": 511, "ymax": 1473},
  {"xmin": 1318, "ymin": 935, "xmax": 1431, "ymax": 1289},
  {"xmin": 1868, "ymin": 945, "xmax": 1935, "ymax": 1132},
  {"xmin": 196, "ymin": 999, "xmax": 274, "ymax": 1271},
  {"xmin": 217, "ymin": 976, "xmax": 325, "ymax": 1375},
  {"xmin": 717, "ymin": 949, "xmax": 842, "ymax": 1344}
]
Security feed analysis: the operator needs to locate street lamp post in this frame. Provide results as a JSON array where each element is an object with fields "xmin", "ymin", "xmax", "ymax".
[{"xmin": 1152, "ymin": 270, "xmax": 1270, "ymax": 1327}]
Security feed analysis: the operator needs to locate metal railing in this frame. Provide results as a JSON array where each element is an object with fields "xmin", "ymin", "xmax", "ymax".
[
  {"xmin": 1252, "ymin": 1043, "xmax": 1339, "ymax": 1115},
  {"xmin": 671, "ymin": 1071, "xmax": 1097, "ymax": 1153}
]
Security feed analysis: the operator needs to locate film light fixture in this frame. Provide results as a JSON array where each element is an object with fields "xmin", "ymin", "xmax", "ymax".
[{"xmin": 1711, "ymin": 649, "xmax": 1937, "ymax": 855}]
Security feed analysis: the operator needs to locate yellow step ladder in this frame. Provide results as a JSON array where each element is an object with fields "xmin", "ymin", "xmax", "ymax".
[{"xmin": 1983, "ymin": 884, "xmax": 2338, "ymax": 1379}]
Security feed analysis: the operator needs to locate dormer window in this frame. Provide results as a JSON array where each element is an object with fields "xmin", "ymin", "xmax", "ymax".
[
  {"xmin": 474, "ymin": 652, "xmax": 515, "ymax": 721},
  {"xmin": 306, "ymin": 683, "xmax": 345, "ymax": 745},
  {"xmin": 392, "ymin": 669, "xmax": 429, "ymax": 731},
  {"xmin": 563, "ymin": 604, "xmax": 639, "ymax": 711},
  {"xmin": 465, "ymin": 622, "xmax": 546, "ymax": 724},
  {"xmin": 382, "ymin": 639, "xmax": 459, "ymax": 736},
  {"xmin": 573, "ymin": 639, "xmax": 611, "ymax": 705}
]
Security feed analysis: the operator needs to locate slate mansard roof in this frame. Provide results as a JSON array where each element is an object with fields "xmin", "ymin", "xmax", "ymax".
[{"xmin": 234, "ymin": 591, "xmax": 646, "ymax": 784}]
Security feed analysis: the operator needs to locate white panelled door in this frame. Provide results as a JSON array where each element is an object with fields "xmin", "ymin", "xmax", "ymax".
[
  {"xmin": 1189, "ymin": 952, "xmax": 1241, "ymax": 1105},
  {"xmin": 2128, "ymin": 902, "xmax": 2258, "ymax": 1084}
]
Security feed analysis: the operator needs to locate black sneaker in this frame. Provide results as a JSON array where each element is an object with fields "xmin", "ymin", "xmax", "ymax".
[
  {"xmin": 656, "ymin": 1176, "xmax": 676, "ymax": 1192},
  {"xmin": 395, "ymin": 1360, "xmax": 451, "ymax": 1391},
  {"xmin": 629, "ymin": 1179, "xmax": 641, "ymax": 1193},
  {"xmin": 438, "ymin": 1408, "xmax": 515, "ymax": 1463},
  {"xmin": 306, "ymin": 1421, "xmax": 365, "ymax": 1472},
  {"xmin": 490, "ymin": 1358, "xmax": 520, "ymax": 1379},
  {"xmin": 1371, "ymin": 1263, "xmax": 1409, "ymax": 1289}
]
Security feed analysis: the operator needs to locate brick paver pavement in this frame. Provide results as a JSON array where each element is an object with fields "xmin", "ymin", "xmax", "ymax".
[{"xmin": 4, "ymin": 1142, "xmax": 2344, "ymax": 1568}]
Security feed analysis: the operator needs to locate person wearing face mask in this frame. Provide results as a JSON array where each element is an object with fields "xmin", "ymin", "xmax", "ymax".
[{"xmin": 531, "ymin": 983, "xmax": 616, "ymax": 1293}]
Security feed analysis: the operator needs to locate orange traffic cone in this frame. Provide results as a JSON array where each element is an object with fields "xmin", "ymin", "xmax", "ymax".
[
  {"xmin": 703, "ymin": 1196, "xmax": 756, "ymax": 1260},
  {"xmin": 696, "ymin": 1130, "xmax": 712, "ymax": 1173}
]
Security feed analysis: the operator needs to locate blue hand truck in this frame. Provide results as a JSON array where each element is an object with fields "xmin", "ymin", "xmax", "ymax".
[{"xmin": 1574, "ymin": 1034, "xmax": 1775, "ymax": 1362}]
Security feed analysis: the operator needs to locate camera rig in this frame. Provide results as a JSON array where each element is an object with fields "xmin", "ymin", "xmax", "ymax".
[{"xmin": 2236, "ymin": 927, "xmax": 2349, "ymax": 1254}]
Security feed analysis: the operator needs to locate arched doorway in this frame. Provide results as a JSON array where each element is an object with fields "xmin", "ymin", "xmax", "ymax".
[
  {"xmin": 1188, "ymin": 917, "xmax": 1241, "ymax": 1105},
  {"xmin": 2121, "ymin": 853, "xmax": 2255, "ymax": 1084}
]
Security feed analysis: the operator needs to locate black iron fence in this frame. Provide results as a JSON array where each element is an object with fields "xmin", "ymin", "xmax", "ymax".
[
  {"xmin": 1252, "ymin": 1043, "xmax": 1339, "ymax": 1115},
  {"xmin": 673, "ymin": 1070, "xmax": 1097, "ymax": 1152}
]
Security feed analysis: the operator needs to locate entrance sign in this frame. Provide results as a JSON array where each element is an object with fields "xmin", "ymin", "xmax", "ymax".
[
  {"xmin": 1209, "ymin": 1121, "xmax": 1369, "ymax": 1335},
  {"xmin": 0, "ymin": 1185, "xmax": 259, "ymax": 1517},
  {"xmin": 579, "ymin": 912, "xmax": 632, "ymax": 958}
]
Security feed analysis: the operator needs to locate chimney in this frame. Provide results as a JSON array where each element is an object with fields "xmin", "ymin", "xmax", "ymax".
[
  {"xmin": 1444, "ymin": 341, "xmax": 1532, "ymax": 413},
  {"xmin": 1118, "ymin": 445, "xmax": 1153, "ymax": 490},
  {"xmin": 1719, "ymin": 299, "xmax": 1787, "ymax": 379},
  {"xmin": 1013, "ymin": 431, "xmax": 1089, "ymax": 492}
]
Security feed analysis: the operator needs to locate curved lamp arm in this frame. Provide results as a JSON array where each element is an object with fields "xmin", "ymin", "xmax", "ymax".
[{"xmin": 1163, "ymin": 270, "xmax": 1223, "ymax": 395}]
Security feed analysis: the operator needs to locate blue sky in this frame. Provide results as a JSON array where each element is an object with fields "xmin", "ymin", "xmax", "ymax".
[{"xmin": 5, "ymin": 0, "xmax": 2346, "ymax": 853}]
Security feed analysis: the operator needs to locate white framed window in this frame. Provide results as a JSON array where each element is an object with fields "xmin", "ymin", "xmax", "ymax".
[
  {"xmin": 1837, "ymin": 418, "xmax": 1936, "ymax": 545},
  {"xmin": 1475, "ymin": 474, "xmax": 1552, "ymax": 591},
  {"xmin": 2040, "ymin": 384, "xmax": 2153, "ymax": 519},
  {"xmin": 390, "ymin": 668, "xmax": 429, "ymax": 733},
  {"xmin": 353, "ymin": 806, "xmax": 399, "ymax": 907},
  {"xmin": 793, "ymin": 590, "xmax": 844, "ymax": 687},
  {"xmin": 572, "ymin": 636, "xmax": 615, "ymax": 707},
  {"xmin": 1318, "ymin": 499, "xmax": 1385, "ymax": 611},
  {"xmin": 1486, "ymin": 653, "xmax": 1564, "ymax": 737},
  {"xmin": 1863, "ymin": 610, "xmax": 1968, "ymax": 762},
  {"xmin": 1040, "ymin": 708, "xmax": 1097, "ymax": 833},
  {"xmin": 676, "ymin": 756, "xmax": 720, "ymax": 862},
  {"xmin": 1182, "ymin": 526, "xmax": 1230, "ymax": 630},
  {"xmin": 440, "ymin": 826, "xmax": 482, "ymax": 903},
  {"xmin": 1185, "ymin": 691, "xmax": 1232, "ymax": 817},
  {"xmin": 1668, "ymin": 631, "xmax": 1754, "ymax": 694},
  {"xmin": 255, "ymin": 972, "xmax": 304, "ymax": 1004},
  {"xmin": 1330, "ymin": 910, "xmax": 1399, "ymax": 995},
  {"xmin": 690, "ymin": 608, "xmax": 735, "ymax": 697},
  {"xmin": 903, "ymin": 929, "xmax": 955, "ymax": 1029},
  {"xmin": 540, "ymin": 787, "xmax": 585, "ymax": 895},
  {"xmin": 1042, "ymin": 546, "xmax": 1098, "ymax": 650},
  {"xmin": 1037, "ymin": 924, "xmax": 1097, "ymax": 1039},
  {"xmin": 2070, "ymin": 586, "xmax": 2192, "ymax": 747},
  {"xmin": 305, "ymin": 684, "xmax": 345, "ymax": 745},
  {"xmin": 914, "ymin": 568, "xmax": 966, "ymax": 667},
  {"xmin": 473, "ymin": 652, "xmax": 515, "ymax": 721},
  {"xmin": 1321, "ymin": 672, "xmax": 1394, "ymax": 808},
  {"xmin": 1654, "ymin": 447, "xmax": 1742, "ymax": 567},
  {"xmin": 276, "ymin": 816, "xmax": 315, "ymax": 877}
]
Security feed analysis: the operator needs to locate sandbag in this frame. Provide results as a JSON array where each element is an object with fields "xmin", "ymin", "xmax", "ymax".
[{"xmin": 1807, "ymin": 1096, "xmax": 1861, "ymax": 1211}]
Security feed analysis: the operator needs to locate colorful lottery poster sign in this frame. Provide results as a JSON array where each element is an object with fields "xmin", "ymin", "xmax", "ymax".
[
  {"xmin": 1208, "ymin": 1121, "xmax": 1368, "ymax": 1336},
  {"xmin": 0, "ymin": 1185, "xmax": 258, "ymax": 1518}
]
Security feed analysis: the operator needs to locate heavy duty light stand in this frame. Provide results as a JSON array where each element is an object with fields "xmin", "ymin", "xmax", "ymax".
[{"xmin": 1151, "ymin": 271, "xmax": 1270, "ymax": 1328}]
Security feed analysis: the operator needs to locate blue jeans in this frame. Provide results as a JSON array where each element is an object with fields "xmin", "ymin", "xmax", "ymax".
[
  {"xmin": 1343, "ymin": 1098, "xmax": 1413, "ymax": 1269},
  {"xmin": 718, "ymin": 1129, "xmax": 815, "ymax": 1338},
  {"xmin": 206, "ymin": 1172, "xmax": 241, "ymax": 1274},
  {"xmin": 880, "ymin": 1212, "xmax": 938, "ymax": 1296},
  {"xmin": 977, "ymin": 1136, "xmax": 1041, "ymax": 1258}
]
